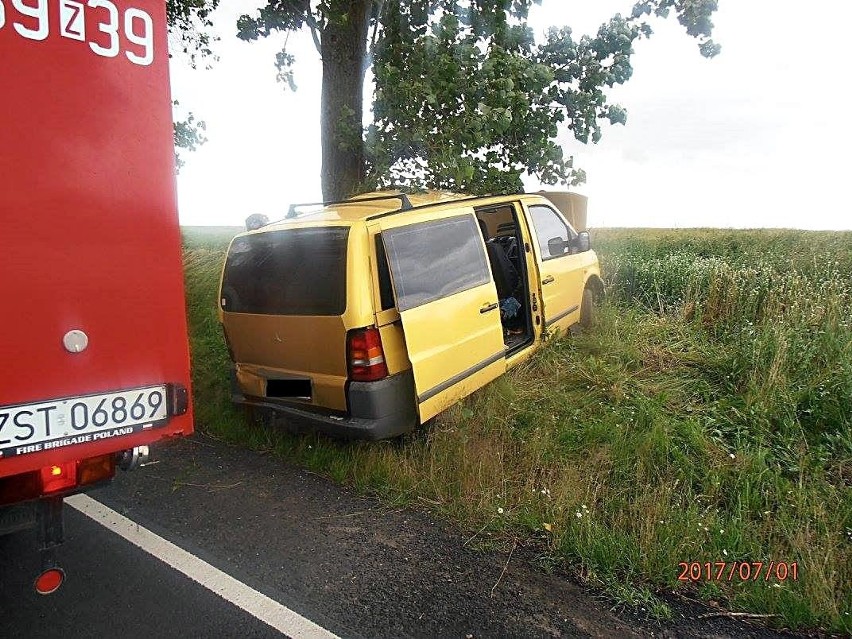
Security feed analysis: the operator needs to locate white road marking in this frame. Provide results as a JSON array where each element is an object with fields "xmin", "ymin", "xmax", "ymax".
[{"xmin": 66, "ymin": 494, "xmax": 340, "ymax": 639}]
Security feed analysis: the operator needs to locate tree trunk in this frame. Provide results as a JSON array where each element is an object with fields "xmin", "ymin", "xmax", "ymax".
[{"xmin": 320, "ymin": 1, "xmax": 371, "ymax": 202}]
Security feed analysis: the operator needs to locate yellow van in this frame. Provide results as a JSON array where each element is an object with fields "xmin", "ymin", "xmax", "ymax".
[{"xmin": 218, "ymin": 191, "xmax": 603, "ymax": 439}]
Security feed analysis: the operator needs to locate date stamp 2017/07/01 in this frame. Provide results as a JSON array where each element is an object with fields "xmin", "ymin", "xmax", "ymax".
[{"xmin": 678, "ymin": 561, "xmax": 799, "ymax": 583}]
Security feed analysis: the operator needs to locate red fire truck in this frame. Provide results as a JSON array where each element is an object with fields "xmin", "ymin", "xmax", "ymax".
[{"xmin": 0, "ymin": 0, "xmax": 193, "ymax": 593}]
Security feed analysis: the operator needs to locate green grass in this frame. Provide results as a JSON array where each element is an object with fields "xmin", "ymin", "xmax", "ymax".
[{"xmin": 182, "ymin": 226, "xmax": 851, "ymax": 633}]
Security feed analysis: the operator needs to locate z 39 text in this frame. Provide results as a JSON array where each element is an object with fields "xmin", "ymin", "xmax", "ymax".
[{"xmin": 0, "ymin": 0, "xmax": 154, "ymax": 66}]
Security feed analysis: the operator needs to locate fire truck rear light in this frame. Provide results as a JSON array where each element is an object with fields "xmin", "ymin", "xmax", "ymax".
[
  {"xmin": 0, "ymin": 472, "xmax": 41, "ymax": 506},
  {"xmin": 167, "ymin": 383, "xmax": 189, "ymax": 416},
  {"xmin": 34, "ymin": 568, "xmax": 65, "ymax": 595},
  {"xmin": 39, "ymin": 462, "xmax": 77, "ymax": 494},
  {"xmin": 77, "ymin": 454, "xmax": 116, "ymax": 486}
]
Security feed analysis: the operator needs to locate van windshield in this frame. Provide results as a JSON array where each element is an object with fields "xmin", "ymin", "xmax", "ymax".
[{"xmin": 221, "ymin": 227, "xmax": 349, "ymax": 316}]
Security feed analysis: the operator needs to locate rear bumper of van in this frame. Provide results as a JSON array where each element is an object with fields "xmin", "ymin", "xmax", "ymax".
[{"xmin": 231, "ymin": 370, "xmax": 418, "ymax": 440}]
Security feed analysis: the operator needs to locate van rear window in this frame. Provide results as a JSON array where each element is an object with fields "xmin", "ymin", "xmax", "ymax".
[{"xmin": 221, "ymin": 227, "xmax": 349, "ymax": 316}]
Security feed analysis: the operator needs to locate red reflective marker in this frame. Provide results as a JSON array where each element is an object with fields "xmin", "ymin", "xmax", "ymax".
[{"xmin": 34, "ymin": 568, "xmax": 65, "ymax": 595}]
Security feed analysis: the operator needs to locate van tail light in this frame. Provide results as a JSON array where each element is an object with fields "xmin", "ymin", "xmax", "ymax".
[{"xmin": 348, "ymin": 327, "xmax": 389, "ymax": 382}]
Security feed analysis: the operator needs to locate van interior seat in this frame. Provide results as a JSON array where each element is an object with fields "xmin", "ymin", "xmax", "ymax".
[
  {"xmin": 495, "ymin": 235, "xmax": 518, "ymax": 260},
  {"xmin": 478, "ymin": 219, "xmax": 519, "ymax": 300},
  {"xmin": 485, "ymin": 241, "xmax": 519, "ymax": 299}
]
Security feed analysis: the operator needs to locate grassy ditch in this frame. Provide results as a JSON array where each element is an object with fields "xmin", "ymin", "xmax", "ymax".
[{"xmin": 182, "ymin": 226, "xmax": 851, "ymax": 633}]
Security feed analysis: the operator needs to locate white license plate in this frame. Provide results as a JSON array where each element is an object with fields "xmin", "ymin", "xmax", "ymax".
[{"xmin": 0, "ymin": 386, "xmax": 168, "ymax": 458}]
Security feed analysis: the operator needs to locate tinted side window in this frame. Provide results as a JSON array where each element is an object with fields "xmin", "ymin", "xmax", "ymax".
[
  {"xmin": 221, "ymin": 227, "xmax": 348, "ymax": 316},
  {"xmin": 382, "ymin": 215, "xmax": 490, "ymax": 312},
  {"xmin": 529, "ymin": 205, "xmax": 574, "ymax": 260}
]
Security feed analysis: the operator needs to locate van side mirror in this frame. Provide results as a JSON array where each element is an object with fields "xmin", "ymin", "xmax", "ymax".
[
  {"xmin": 547, "ymin": 236, "xmax": 568, "ymax": 257},
  {"xmin": 574, "ymin": 231, "xmax": 591, "ymax": 253},
  {"xmin": 245, "ymin": 214, "xmax": 269, "ymax": 231}
]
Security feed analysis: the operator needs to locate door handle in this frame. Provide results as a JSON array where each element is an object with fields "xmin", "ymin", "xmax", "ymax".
[
  {"xmin": 480, "ymin": 302, "xmax": 499, "ymax": 314},
  {"xmin": 542, "ymin": 275, "xmax": 555, "ymax": 285}
]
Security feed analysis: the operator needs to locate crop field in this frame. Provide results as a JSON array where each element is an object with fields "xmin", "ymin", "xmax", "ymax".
[{"xmin": 182, "ymin": 226, "xmax": 851, "ymax": 633}]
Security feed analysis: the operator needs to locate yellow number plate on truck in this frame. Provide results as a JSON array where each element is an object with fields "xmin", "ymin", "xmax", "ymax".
[{"xmin": 0, "ymin": 386, "xmax": 168, "ymax": 458}]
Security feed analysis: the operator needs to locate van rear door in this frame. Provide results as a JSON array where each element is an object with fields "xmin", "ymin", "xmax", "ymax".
[
  {"xmin": 377, "ymin": 209, "xmax": 506, "ymax": 421},
  {"xmin": 219, "ymin": 226, "xmax": 352, "ymax": 411}
]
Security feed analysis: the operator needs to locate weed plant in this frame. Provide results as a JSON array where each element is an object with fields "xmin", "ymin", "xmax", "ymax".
[{"xmin": 182, "ymin": 227, "xmax": 851, "ymax": 632}]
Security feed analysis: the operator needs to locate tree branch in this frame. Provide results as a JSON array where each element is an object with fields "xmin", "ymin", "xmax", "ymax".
[
  {"xmin": 368, "ymin": 0, "xmax": 385, "ymax": 56},
  {"xmin": 305, "ymin": 6, "xmax": 321, "ymax": 55}
]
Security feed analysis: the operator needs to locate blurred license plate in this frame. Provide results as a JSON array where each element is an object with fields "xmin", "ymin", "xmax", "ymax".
[{"xmin": 0, "ymin": 386, "xmax": 168, "ymax": 458}]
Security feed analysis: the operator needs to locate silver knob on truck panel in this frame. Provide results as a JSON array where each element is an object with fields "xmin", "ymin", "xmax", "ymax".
[{"xmin": 62, "ymin": 330, "xmax": 89, "ymax": 353}]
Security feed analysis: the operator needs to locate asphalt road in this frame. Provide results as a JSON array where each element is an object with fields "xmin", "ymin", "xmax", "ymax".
[
  {"xmin": 0, "ymin": 507, "xmax": 284, "ymax": 638},
  {"xmin": 0, "ymin": 435, "xmax": 790, "ymax": 639}
]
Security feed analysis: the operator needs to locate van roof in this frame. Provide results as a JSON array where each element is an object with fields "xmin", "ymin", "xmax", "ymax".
[
  {"xmin": 259, "ymin": 191, "xmax": 468, "ymax": 227},
  {"xmin": 244, "ymin": 189, "xmax": 575, "ymax": 235}
]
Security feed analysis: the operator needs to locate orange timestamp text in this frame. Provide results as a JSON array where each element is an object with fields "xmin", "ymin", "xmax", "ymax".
[{"xmin": 677, "ymin": 561, "xmax": 799, "ymax": 583}]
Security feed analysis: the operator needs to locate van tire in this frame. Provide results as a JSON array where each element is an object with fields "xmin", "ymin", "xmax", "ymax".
[{"xmin": 580, "ymin": 287, "xmax": 595, "ymax": 329}]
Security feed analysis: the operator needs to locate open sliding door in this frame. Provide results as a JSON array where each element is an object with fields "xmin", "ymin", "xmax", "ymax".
[{"xmin": 378, "ymin": 209, "xmax": 506, "ymax": 421}]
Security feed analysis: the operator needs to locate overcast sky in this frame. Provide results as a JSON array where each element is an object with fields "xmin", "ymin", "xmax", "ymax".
[{"xmin": 171, "ymin": 1, "xmax": 852, "ymax": 230}]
